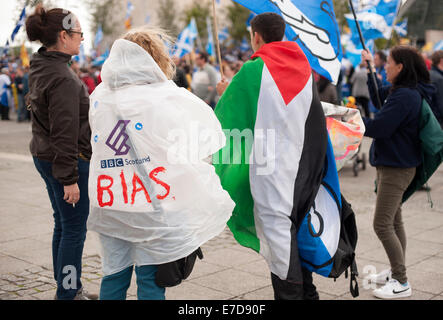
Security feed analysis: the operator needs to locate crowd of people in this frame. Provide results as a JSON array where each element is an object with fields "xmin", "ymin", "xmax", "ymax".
[{"xmin": 2, "ymin": 3, "xmax": 443, "ymax": 302}]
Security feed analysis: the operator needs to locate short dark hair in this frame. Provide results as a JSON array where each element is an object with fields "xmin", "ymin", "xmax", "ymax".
[
  {"xmin": 197, "ymin": 52, "xmax": 209, "ymax": 63},
  {"xmin": 390, "ymin": 45, "xmax": 430, "ymax": 89},
  {"xmin": 375, "ymin": 51, "xmax": 387, "ymax": 63},
  {"xmin": 251, "ymin": 12, "xmax": 285, "ymax": 43},
  {"xmin": 431, "ymin": 50, "xmax": 443, "ymax": 67},
  {"xmin": 26, "ymin": 5, "xmax": 75, "ymax": 48}
]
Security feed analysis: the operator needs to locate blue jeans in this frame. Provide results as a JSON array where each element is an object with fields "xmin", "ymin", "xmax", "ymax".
[
  {"xmin": 100, "ymin": 265, "xmax": 165, "ymax": 300},
  {"xmin": 33, "ymin": 157, "xmax": 90, "ymax": 300}
]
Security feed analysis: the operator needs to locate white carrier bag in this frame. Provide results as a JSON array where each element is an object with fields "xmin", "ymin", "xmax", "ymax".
[{"xmin": 88, "ymin": 39, "xmax": 234, "ymax": 264}]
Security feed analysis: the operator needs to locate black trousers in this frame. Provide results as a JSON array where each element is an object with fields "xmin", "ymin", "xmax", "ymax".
[
  {"xmin": 1, "ymin": 104, "xmax": 9, "ymax": 120},
  {"xmin": 271, "ymin": 267, "xmax": 319, "ymax": 300}
]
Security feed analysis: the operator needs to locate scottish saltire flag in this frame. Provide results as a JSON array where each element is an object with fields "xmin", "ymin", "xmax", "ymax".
[
  {"xmin": 11, "ymin": 7, "xmax": 26, "ymax": 42},
  {"xmin": 94, "ymin": 25, "xmax": 104, "ymax": 48},
  {"xmin": 173, "ymin": 18, "xmax": 198, "ymax": 58},
  {"xmin": 246, "ymin": 12, "xmax": 256, "ymax": 31},
  {"xmin": 78, "ymin": 44, "xmax": 86, "ymax": 66},
  {"xmin": 234, "ymin": 0, "xmax": 342, "ymax": 84},
  {"xmin": 435, "ymin": 40, "xmax": 443, "ymax": 52},
  {"xmin": 92, "ymin": 49, "xmax": 109, "ymax": 66},
  {"xmin": 240, "ymin": 37, "xmax": 250, "ymax": 52},
  {"xmin": 214, "ymin": 41, "xmax": 342, "ymax": 280},
  {"xmin": 345, "ymin": 11, "xmax": 390, "ymax": 44},
  {"xmin": 394, "ymin": 19, "xmax": 407, "ymax": 37},
  {"xmin": 346, "ymin": 0, "xmax": 401, "ymax": 44},
  {"xmin": 345, "ymin": 38, "xmax": 375, "ymax": 67},
  {"xmin": 219, "ymin": 27, "xmax": 229, "ymax": 42},
  {"xmin": 206, "ymin": 17, "xmax": 215, "ymax": 57}
]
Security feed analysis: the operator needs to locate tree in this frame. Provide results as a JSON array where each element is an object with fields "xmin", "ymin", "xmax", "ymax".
[
  {"xmin": 157, "ymin": 0, "xmax": 179, "ymax": 37},
  {"xmin": 224, "ymin": 2, "xmax": 250, "ymax": 42},
  {"xmin": 333, "ymin": 0, "xmax": 350, "ymax": 32},
  {"xmin": 182, "ymin": 1, "xmax": 211, "ymax": 49},
  {"xmin": 87, "ymin": 0, "xmax": 121, "ymax": 41}
]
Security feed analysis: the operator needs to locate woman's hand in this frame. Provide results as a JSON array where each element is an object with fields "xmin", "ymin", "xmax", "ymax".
[
  {"xmin": 64, "ymin": 183, "xmax": 80, "ymax": 205},
  {"xmin": 361, "ymin": 49, "xmax": 375, "ymax": 68}
]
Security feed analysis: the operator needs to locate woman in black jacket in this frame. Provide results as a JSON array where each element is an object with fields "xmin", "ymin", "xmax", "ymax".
[
  {"xmin": 361, "ymin": 46, "xmax": 434, "ymax": 299},
  {"xmin": 25, "ymin": 5, "xmax": 96, "ymax": 300}
]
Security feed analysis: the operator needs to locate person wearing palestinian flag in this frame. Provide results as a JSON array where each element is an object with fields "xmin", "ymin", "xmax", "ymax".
[{"xmin": 214, "ymin": 13, "xmax": 330, "ymax": 300}]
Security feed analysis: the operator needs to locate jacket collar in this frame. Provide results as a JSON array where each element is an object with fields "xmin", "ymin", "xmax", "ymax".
[{"xmin": 37, "ymin": 47, "xmax": 72, "ymax": 64}]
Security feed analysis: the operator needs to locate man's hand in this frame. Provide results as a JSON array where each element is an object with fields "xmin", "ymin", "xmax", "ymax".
[
  {"xmin": 64, "ymin": 183, "xmax": 80, "ymax": 205},
  {"xmin": 216, "ymin": 78, "xmax": 229, "ymax": 96}
]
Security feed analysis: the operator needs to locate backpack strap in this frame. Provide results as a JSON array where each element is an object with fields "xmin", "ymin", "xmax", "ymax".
[{"xmin": 349, "ymin": 258, "xmax": 359, "ymax": 298}]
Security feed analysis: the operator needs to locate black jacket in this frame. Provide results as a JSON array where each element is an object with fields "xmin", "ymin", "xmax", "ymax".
[
  {"xmin": 363, "ymin": 74, "xmax": 434, "ymax": 168},
  {"xmin": 430, "ymin": 66, "xmax": 443, "ymax": 122},
  {"xmin": 28, "ymin": 47, "xmax": 91, "ymax": 185}
]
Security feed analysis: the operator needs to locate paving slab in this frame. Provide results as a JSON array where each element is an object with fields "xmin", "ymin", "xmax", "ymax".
[{"xmin": 1, "ymin": 121, "xmax": 443, "ymax": 301}]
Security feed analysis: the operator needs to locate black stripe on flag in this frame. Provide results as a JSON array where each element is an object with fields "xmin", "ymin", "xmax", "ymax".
[{"xmin": 286, "ymin": 74, "xmax": 328, "ymax": 282}]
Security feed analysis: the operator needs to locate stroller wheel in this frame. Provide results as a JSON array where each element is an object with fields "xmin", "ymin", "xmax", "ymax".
[{"xmin": 353, "ymin": 159, "xmax": 359, "ymax": 176}]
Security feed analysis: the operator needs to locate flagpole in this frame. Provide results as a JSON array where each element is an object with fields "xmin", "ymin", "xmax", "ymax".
[
  {"xmin": 348, "ymin": 0, "xmax": 382, "ymax": 110},
  {"xmin": 211, "ymin": 0, "xmax": 224, "ymax": 79}
]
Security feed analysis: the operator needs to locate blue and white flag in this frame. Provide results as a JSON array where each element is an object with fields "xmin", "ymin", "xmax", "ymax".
[
  {"xmin": 173, "ymin": 18, "xmax": 198, "ymax": 58},
  {"xmin": 73, "ymin": 44, "xmax": 87, "ymax": 66},
  {"xmin": 376, "ymin": 0, "xmax": 401, "ymax": 26},
  {"xmin": 219, "ymin": 27, "xmax": 229, "ymax": 42},
  {"xmin": 206, "ymin": 17, "xmax": 215, "ymax": 57},
  {"xmin": 11, "ymin": 7, "xmax": 26, "ymax": 42},
  {"xmin": 394, "ymin": 18, "xmax": 407, "ymax": 37},
  {"xmin": 234, "ymin": 0, "xmax": 343, "ymax": 84},
  {"xmin": 240, "ymin": 37, "xmax": 250, "ymax": 52},
  {"xmin": 345, "ymin": 11, "xmax": 390, "ymax": 44},
  {"xmin": 92, "ymin": 49, "xmax": 109, "ymax": 67},
  {"xmin": 126, "ymin": 1, "xmax": 134, "ymax": 19},
  {"xmin": 435, "ymin": 40, "xmax": 443, "ymax": 52},
  {"xmin": 94, "ymin": 25, "xmax": 104, "ymax": 48},
  {"xmin": 246, "ymin": 12, "xmax": 256, "ymax": 31},
  {"xmin": 346, "ymin": 0, "xmax": 401, "ymax": 44},
  {"xmin": 344, "ymin": 38, "xmax": 375, "ymax": 67}
]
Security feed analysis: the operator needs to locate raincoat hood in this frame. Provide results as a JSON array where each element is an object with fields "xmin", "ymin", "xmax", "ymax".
[{"xmin": 101, "ymin": 39, "xmax": 168, "ymax": 89}]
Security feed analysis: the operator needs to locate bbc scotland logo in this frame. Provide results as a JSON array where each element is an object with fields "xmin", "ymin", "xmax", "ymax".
[{"xmin": 101, "ymin": 158, "xmax": 124, "ymax": 169}]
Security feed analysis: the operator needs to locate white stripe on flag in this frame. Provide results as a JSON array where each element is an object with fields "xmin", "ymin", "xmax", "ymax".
[{"xmin": 250, "ymin": 65, "xmax": 313, "ymax": 279}]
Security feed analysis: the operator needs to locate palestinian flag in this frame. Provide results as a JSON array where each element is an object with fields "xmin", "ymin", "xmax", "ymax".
[{"xmin": 213, "ymin": 41, "xmax": 342, "ymax": 282}]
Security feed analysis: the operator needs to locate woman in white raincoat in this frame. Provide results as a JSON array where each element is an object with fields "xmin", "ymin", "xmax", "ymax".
[{"xmin": 88, "ymin": 28, "xmax": 234, "ymax": 300}]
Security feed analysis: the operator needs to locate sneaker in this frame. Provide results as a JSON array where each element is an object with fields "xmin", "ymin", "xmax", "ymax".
[
  {"xmin": 72, "ymin": 287, "xmax": 99, "ymax": 300},
  {"xmin": 373, "ymin": 279, "xmax": 412, "ymax": 299},
  {"xmin": 367, "ymin": 269, "xmax": 392, "ymax": 285}
]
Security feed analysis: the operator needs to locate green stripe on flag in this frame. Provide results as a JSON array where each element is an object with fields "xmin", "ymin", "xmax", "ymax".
[{"xmin": 213, "ymin": 58, "xmax": 264, "ymax": 253}]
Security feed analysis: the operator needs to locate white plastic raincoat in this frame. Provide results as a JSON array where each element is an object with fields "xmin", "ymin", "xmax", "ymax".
[{"xmin": 88, "ymin": 39, "xmax": 234, "ymax": 274}]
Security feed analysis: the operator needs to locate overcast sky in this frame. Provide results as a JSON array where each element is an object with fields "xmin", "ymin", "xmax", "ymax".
[{"xmin": 0, "ymin": 0, "xmax": 93, "ymax": 53}]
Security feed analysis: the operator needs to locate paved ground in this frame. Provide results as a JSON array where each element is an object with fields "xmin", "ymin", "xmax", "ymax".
[{"xmin": 1, "ymin": 110, "xmax": 443, "ymax": 300}]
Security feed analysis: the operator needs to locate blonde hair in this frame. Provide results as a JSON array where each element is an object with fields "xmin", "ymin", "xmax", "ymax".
[{"xmin": 123, "ymin": 26, "xmax": 176, "ymax": 80}]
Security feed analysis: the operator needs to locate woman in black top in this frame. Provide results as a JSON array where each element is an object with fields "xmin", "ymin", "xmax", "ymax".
[{"xmin": 25, "ymin": 5, "xmax": 96, "ymax": 300}]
